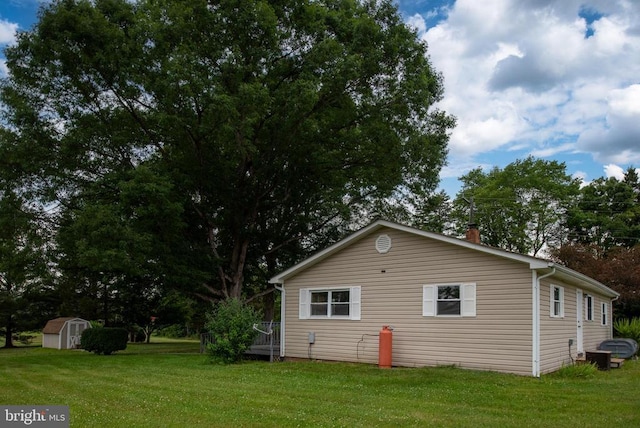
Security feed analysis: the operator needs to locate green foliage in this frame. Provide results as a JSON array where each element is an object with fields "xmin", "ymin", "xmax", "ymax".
[
  {"xmin": 205, "ymin": 299, "xmax": 261, "ymax": 364},
  {"xmin": 81, "ymin": 327, "xmax": 128, "ymax": 355},
  {"xmin": 452, "ymin": 156, "xmax": 580, "ymax": 256},
  {"xmin": 0, "ymin": 190, "xmax": 49, "ymax": 348},
  {"xmin": 156, "ymin": 324, "xmax": 188, "ymax": 339},
  {"xmin": 614, "ymin": 317, "xmax": 640, "ymax": 344},
  {"xmin": 0, "ymin": 0, "xmax": 452, "ymax": 303},
  {"xmin": 567, "ymin": 168, "xmax": 640, "ymax": 250},
  {"xmin": 89, "ymin": 320, "xmax": 104, "ymax": 329},
  {"xmin": 552, "ymin": 362, "xmax": 599, "ymax": 379}
]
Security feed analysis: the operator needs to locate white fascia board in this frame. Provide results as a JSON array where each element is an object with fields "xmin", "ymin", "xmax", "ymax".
[{"xmin": 547, "ymin": 264, "xmax": 619, "ymax": 298}]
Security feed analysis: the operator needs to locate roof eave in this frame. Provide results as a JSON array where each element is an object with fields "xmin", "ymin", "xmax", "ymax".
[
  {"xmin": 544, "ymin": 263, "xmax": 620, "ymax": 298},
  {"xmin": 269, "ymin": 220, "xmax": 620, "ymax": 300}
]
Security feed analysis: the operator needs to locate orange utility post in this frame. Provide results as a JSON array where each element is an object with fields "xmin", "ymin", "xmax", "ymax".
[{"xmin": 378, "ymin": 325, "xmax": 393, "ymax": 368}]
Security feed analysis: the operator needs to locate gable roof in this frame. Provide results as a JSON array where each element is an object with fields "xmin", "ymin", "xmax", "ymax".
[
  {"xmin": 269, "ymin": 219, "xmax": 619, "ymax": 299},
  {"xmin": 42, "ymin": 317, "xmax": 87, "ymax": 334}
]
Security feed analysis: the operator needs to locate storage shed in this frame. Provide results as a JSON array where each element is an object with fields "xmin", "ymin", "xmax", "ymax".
[{"xmin": 42, "ymin": 317, "xmax": 91, "ymax": 349}]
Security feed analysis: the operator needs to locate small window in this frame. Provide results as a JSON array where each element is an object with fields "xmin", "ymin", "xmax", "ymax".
[
  {"xmin": 437, "ymin": 285, "xmax": 461, "ymax": 315},
  {"xmin": 299, "ymin": 287, "xmax": 361, "ymax": 320},
  {"xmin": 601, "ymin": 302, "xmax": 608, "ymax": 326},
  {"xmin": 423, "ymin": 283, "xmax": 476, "ymax": 317},
  {"xmin": 311, "ymin": 290, "xmax": 349, "ymax": 317},
  {"xmin": 550, "ymin": 285, "xmax": 564, "ymax": 318},
  {"xmin": 585, "ymin": 295, "xmax": 594, "ymax": 321}
]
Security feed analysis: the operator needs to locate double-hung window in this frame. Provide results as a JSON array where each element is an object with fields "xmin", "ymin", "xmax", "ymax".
[
  {"xmin": 423, "ymin": 283, "xmax": 476, "ymax": 317},
  {"xmin": 310, "ymin": 290, "xmax": 350, "ymax": 317},
  {"xmin": 437, "ymin": 285, "xmax": 461, "ymax": 315},
  {"xmin": 550, "ymin": 285, "xmax": 564, "ymax": 318},
  {"xmin": 299, "ymin": 287, "xmax": 361, "ymax": 320},
  {"xmin": 585, "ymin": 295, "xmax": 594, "ymax": 321}
]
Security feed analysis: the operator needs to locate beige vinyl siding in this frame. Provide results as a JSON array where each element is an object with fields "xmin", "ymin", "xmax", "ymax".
[
  {"xmin": 284, "ymin": 227, "xmax": 534, "ymax": 376},
  {"xmin": 539, "ymin": 281, "xmax": 614, "ymax": 374},
  {"xmin": 539, "ymin": 280, "xmax": 575, "ymax": 373},
  {"xmin": 582, "ymin": 294, "xmax": 613, "ymax": 353}
]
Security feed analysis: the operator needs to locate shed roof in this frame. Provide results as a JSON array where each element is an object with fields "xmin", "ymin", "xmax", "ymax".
[
  {"xmin": 42, "ymin": 317, "xmax": 85, "ymax": 334},
  {"xmin": 269, "ymin": 219, "xmax": 619, "ymax": 299}
]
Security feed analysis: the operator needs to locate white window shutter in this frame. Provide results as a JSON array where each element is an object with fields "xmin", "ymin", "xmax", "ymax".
[
  {"xmin": 461, "ymin": 283, "xmax": 476, "ymax": 317},
  {"xmin": 299, "ymin": 288, "xmax": 310, "ymax": 319},
  {"xmin": 350, "ymin": 286, "xmax": 361, "ymax": 320},
  {"xmin": 423, "ymin": 285, "xmax": 435, "ymax": 316},
  {"xmin": 559, "ymin": 287, "xmax": 565, "ymax": 317},
  {"xmin": 550, "ymin": 285, "xmax": 555, "ymax": 317}
]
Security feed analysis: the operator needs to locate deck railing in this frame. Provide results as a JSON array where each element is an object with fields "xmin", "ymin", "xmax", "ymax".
[{"xmin": 200, "ymin": 321, "xmax": 281, "ymax": 361}]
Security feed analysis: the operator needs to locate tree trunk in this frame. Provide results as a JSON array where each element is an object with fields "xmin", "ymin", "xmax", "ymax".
[
  {"xmin": 263, "ymin": 291, "xmax": 275, "ymax": 322},
  {"xmin": 3, "ymin": 315, "xmax": 15, "ymax": 348},
  {"xmin": 227, "ymin": 236, "xmax": 250, "ymax": 299}
]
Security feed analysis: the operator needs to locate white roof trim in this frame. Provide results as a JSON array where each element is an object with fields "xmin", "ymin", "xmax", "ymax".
[{"xmin": 269, "ymin": 220, "xmax": 619, "ymax": 298}]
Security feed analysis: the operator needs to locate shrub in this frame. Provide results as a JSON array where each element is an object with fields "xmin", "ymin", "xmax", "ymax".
[
  {"xmin": 614, "ymin": 317, "xmax": 640, "ymax": 345},
  {"xmin": 157, "ymin": 324, "xmax": 187, "ymax": 338},
  {"xmin": 81, "ymin": 327, "xmax": 128, "ymax": 355},
  {"xmin": 205, "ymin": 298, "xmax": 261, "ymax": 364},
  {"xmin": 89, "ymin": 320, "xmax": 104, "ymax": 329}
]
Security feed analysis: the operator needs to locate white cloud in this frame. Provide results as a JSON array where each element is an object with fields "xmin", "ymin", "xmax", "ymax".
[
  {"xmin": 0, "ymin": 59, "xmax": 8, "ymax": 78},
  {"xmin": 577, "ymin": 84, "xmax": 640, "ymax": 164},
  {"xmin": 530, "ymin": 142, "xmax": 577, "ymax": 158},
  {"xmin": 407, "ymin": 13, "xmax": 427, "ymax": 34},
  {"xmin": 0, "ymin": 19, "xmax": 18, "ymax": 45},
  {"xmin": 414, "ymin": 0, "xmax": 640, "ymax": 183},
  {"xmin": 604, "ymin": 164, "xmax": 625, "ymax": 179},
  {"xmin": 572, "ymin": 170, "xmax": 590, "ymax": 187}
]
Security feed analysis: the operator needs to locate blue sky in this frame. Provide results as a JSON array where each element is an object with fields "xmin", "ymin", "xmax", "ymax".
[{"xmin": 1, "ymin": 0, "xmax": 639, "ymax": 196}]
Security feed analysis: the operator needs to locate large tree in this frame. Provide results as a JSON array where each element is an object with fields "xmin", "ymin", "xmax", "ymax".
[
  {"xmin": 452, "ymin": 157, "xmax": 580, "ymax": 256},
  {"xmin": 1, "ymin": 0, "xmax": 453, "ymax": 301},
  {"xmin": 566, "ymin": 168, "xmax": 640, "ymax": 250},
  {"xmin": 0, "ymin": 190, "xmax": 48, "ymax": 348},
  {"xmin": 554, "ymin": 167, "xmax": 640, "ymax": 319}
]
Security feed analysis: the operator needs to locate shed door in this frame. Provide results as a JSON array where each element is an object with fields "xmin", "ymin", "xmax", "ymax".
[
  {"xmin": 576, "ymin": 290, "xmax": 584, "ymax": 354},
  {"xmin": 68, "ymin": 322, "xmax": 84, "ymax": 349}
]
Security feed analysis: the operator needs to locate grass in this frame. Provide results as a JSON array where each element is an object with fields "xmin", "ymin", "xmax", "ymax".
[{"xmin": 1, "ymin": 337, "xmax": 639, "ymax": 427}]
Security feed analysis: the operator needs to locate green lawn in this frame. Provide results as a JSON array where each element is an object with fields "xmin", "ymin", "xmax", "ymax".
[{"xmin": 1, "ymin": 338, "xmax": 639, "ymax": 427}]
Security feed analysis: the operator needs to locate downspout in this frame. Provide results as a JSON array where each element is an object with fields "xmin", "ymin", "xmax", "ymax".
[
  {"xmin": 274, "ymin": 284, "xmax": 285, "ymax": 358},
  {"xmin": 533, "ymin": 267, "xmax": 556, "ymax": 377},
  {"xmin": 610, "ymin": 294, "xmax": 619, "ymax": 339}
]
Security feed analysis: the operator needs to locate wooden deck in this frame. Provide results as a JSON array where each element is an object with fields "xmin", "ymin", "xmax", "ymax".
[{"xmin": 611, "ymin": 357, "xmax": 625, "ymax": 368}]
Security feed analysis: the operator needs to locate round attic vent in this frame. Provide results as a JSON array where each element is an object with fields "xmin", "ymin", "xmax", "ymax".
[{"xmin": 375, "ymin": 234, "xmax": 392, "ymax": 254}]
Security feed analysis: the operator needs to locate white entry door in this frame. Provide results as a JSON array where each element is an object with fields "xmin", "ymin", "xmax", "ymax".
[{"xmin": 576, "ymin": 290, "xmax": 584, "ymax": 354}]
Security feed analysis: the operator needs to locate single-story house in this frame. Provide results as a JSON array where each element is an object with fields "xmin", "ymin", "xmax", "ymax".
[
  {"xmin": 42, "ymin": 317, "xmax": 91, "ymax": 350},
  {"xmin": 269, "ymin": 220, "xmax": 619, "ymax": 377}
]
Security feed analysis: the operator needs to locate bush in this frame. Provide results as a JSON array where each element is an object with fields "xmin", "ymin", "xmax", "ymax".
[
  {"xmin": 157, "ymin": 324, "xmax": 187, "ymax": 338},
  {"xmin": 81, "ymin": 327, "xmax": 128, "ymax": 355},
  {"xmin": 614, "ymin": 317, "xmax": 640, "ymax": 344},
  {"xmin": 205, "ymin": 298, "xmax": 261, "ymax": 364}
]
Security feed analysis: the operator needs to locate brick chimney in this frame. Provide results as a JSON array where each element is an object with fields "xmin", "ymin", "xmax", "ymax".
[{"xmin": 466, "ymin": 223, "xmax": 480, "ymax": 244}]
